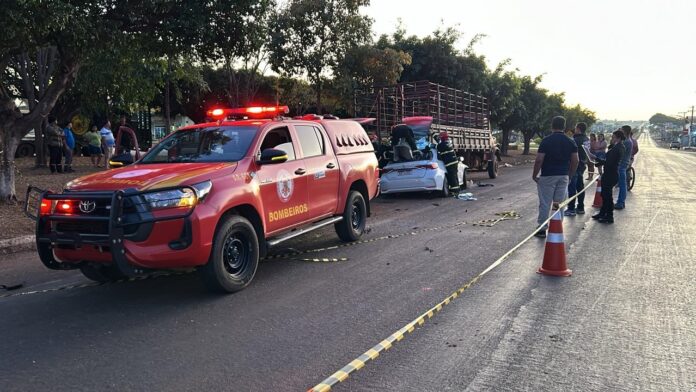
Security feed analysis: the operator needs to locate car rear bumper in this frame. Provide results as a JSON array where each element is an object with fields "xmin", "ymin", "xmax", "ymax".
[{"xmin": 380, "ymin": 177, "xmax": 439, "ymax": 193}]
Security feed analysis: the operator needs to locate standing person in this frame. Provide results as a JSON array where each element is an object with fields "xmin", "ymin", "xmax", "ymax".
[
  {"xmin": 593, "ymin": 133, "xmax": 608, "ymax": 176},
  {"xmin": 586, "ymin": 133, "xmax": 597, "ymax": 179},
  {"xmin": 615, "ymin": 125, "xmax": 633, "ymax": 209},
  {"xmin": 62, "ymin": 122, "xmax": 75, "ymax": 173},
  {"xmin": 46, "ymin": 116, "xmax": 64, "ymax": 173},
  {"xmin": 85, "ymin": 125, "xmax": 103, "ymax": 167},
  {"xmin": 532, "ymin": 116, "xmax": 579, "ymax": 238},
  {"xmin": 100, "ymin": 121, "xmax": 115, "ymax": 168},
  {"xmin": 592, "ymin": 130, "xmax": 626, "ymax": 223},
  {"xmin": 436, "ymin": 131, "xmax": 459, "ymax": 196},
  {"xmin": 565, "ymin": 122, "xmax": 590, "ymax": 216}
]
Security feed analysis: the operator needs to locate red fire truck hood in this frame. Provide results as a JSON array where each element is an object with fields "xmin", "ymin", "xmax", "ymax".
[{"xmin": 66, "ymin": 162, "xmax": 237, "ymax": 192}]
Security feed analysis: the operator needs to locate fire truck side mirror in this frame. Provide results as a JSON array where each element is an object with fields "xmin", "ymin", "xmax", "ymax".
[{"xmin": 257, "ymin": 148, "xmax": 288, "ymax": 165}]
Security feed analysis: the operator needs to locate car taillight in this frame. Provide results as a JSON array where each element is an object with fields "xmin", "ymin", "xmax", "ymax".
[
  {"xmin": 416, "ymin": 163, "xmax": 438, "ymax": 169},
  {"xmin": 56, "ymin": 200, "xmax": 74, "ymax": 214},
  {"xmin": 39, "ymin": 200, "xmax": 52, "ymax": 215}
]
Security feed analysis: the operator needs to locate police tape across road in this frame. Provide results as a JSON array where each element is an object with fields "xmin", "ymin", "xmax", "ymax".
[{"xmin": 308, "ymin": 174, "xmax": 601, "ymax": 392}]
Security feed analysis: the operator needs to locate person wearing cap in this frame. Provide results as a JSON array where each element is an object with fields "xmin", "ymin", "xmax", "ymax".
[{"xmin": 437, "ymin": 131, "xmax": 459, "ymax": 196}]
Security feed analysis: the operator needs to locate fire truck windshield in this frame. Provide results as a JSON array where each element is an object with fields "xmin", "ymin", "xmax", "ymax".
[{"xmin": 141, "ymin": 126, "xmax": 257, "ymax": 164}]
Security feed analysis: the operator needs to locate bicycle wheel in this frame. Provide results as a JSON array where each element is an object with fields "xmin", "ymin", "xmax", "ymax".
[{"xmin": 627, "ymin": 167, "xmax": 635, "ymax": 191}]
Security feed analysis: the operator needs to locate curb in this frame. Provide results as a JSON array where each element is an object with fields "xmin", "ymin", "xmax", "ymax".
[{"xmin": 0, "ymin": 235, "xmax": 35, "ymax": 255}]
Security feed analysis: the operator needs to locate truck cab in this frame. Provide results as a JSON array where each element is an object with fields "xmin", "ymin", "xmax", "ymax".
[{"xmin": 25, "ymin": 106, "xmax": 379, "ymax": 293}]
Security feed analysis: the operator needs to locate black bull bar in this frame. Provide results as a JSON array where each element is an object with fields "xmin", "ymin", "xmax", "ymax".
[{"xmin": 24, "ymin": 185, "xmax": 196, "ymax": 275}]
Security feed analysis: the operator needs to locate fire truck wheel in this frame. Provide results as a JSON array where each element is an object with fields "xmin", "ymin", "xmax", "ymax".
[
  {"xmin": 79, "ymin": 264, "xmax": 127, "ymax": 283},
  {"xmin": 199, "ymin": 215, "xmax": 259, "ymax": 293},
  {"xmin": 335, "ymin": 190, "xmax": 367, "ymax": 242}
]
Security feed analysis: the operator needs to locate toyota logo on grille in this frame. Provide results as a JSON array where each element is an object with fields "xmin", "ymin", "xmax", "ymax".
[{"xmin": 79, "ymin": 200, "xmax": 97, "ymax": 214}]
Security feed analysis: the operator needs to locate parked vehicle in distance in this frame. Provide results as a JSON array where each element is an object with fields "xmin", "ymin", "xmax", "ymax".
[{"xmin": 669, "ymin": 140, "xmax": 681, "ymax": 149}]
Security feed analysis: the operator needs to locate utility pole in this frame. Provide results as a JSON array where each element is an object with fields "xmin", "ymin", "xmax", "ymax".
[{"xmin": 690, "ymin": 106, "xmax": 695, "ymax": 148}]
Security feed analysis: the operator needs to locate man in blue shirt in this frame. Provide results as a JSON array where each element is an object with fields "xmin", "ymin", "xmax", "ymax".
[
  {"xmin": 532, "ymin": 116, "xmax": 579, "ymax": 238},
  {"xmin": 615, "ymin": 125, "xmax": 633, "ymax": 209},
  {"xmin": 63, "ymin": 122, "xmax": 76, "ymax": 173}
]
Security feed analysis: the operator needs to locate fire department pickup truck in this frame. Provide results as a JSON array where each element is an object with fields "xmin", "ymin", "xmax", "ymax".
[{"xmin": 25, "ymin": 106, "xmax": 379, "ymax": 293}]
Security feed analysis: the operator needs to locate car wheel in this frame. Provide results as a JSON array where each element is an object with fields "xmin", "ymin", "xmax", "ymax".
[
  {"xmin": 335, "ymin": 190, "xmax": 367, "ymax": 242},
  {"xmin": 440, "ymin": 177, "xmax": 449, "ymax": 197},
  {"xmin": 79, "ymin": 264, "xmax": 127, "ymax": 283},
  {"xmin": 199, "ymin": 215, "xmax": 259, "ymax": 293},
  {"xmin": 15, "ymin": 143, "xmax": 34, "ymax": 158}
]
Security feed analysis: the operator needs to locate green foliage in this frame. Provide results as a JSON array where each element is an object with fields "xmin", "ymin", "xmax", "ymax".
[
  {"xmin": 649, "ymin": 113, "xmax": 684, "ymax": 125},
  {"xmin": 269, "ymin": 0, "xmax": 373, "ymax": 110},
  {"xmin": 378, "ymin": 26, "xmax": 488, "ymax": 94}
]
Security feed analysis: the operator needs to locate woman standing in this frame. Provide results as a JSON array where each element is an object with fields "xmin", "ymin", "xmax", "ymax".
[
  {"xmin": 85, "ymin": 125, "xmax": 103, "ymax": 167},
  {"xmin": 586, "ymin": 133, "xmax": 597, "ymax": 179},
  {"xmin": 592, "ymin": 133, "xmax": 608, "ymax": 175},
  {"xmin": 592, "ymin": 130, "xmax": 625, "ymax": 224}
]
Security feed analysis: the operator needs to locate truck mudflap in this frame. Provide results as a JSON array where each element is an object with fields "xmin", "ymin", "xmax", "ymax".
[{"xmin": 24, "ymin": 185, "xmax": 196, "ymax": 276}]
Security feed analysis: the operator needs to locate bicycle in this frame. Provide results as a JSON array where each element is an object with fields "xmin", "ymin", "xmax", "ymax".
[{"xmin": 627, "ymin": 166, "xmax": 635, "ymax": 191}]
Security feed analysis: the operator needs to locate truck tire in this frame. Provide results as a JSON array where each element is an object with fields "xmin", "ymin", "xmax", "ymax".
[
  {"xmin": 80, "ymin": 264, "xmax": 127, "ymax": 283},
  {"xmin": 199, "ymin": 215, "xmax": 259, "ymax": 293},
  {"xmin": 440, "ymin": 177, "xmax": 449, "ymax": 198},
  {"xmin": 487, "ymin": 160, "xmax": 498, "ymax": 179},
  {"xmin": 335, "ymin": 190, "xmax": 367, "ymax": 242}
]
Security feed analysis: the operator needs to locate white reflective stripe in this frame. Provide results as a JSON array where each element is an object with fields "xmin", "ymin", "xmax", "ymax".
[
  {"xmin": 546, "ymin": 233, "xmax": 565, "ymax": 243},
  {"xmin": 551, "ymin": 210, "xmax": 563, "ymax": 221}
]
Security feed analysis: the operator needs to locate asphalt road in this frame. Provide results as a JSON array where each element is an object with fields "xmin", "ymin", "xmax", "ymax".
[{"xmin": 1, "ymin": 134, "xmax": 693, "ymax": 391}]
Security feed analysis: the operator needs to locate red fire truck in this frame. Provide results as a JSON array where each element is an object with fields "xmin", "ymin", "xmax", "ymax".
[{"xmin": 25, "ymin": 106, "xmax": 379, "ymax": 293}]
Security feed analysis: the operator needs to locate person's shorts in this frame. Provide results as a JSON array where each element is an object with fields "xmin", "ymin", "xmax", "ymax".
[
  {"xmin": 593, "ymin": 151, "xmax": 606, "ymax": 160},
  {"xmin": 88, "ymin": 145, "xmax": 103, "ymax": 156}
]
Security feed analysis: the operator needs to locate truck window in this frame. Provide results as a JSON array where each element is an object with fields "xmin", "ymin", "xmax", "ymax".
[
  {"xmin": 295, "ymin": 125, "xmax": 324, "ymax": 157},
  {"xmin": 260, "ymin": 127, "xmax": 296, "ymax": 161}
]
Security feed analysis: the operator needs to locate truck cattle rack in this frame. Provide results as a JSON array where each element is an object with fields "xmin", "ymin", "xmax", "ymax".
[{"xmin": 354, "ymin": 80, "xmax": 500, "ymax": 178}]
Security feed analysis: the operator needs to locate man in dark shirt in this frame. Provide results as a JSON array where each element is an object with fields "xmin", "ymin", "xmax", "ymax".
[
  {"xmin": 532, "ymin": 116, "xmax": 579, "ymax": 237},
  {"xmin": 565, "ymin": 122, "xmax": 590, "ymax": 216},
  {"xmin": 592, "ymin": 130, "xmax": 626, "ymax": 223}
]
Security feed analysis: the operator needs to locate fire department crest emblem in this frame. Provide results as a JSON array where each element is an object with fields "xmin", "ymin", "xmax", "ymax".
[{"xmin": 276, "ymin": 169, "xmax": 294, "ymax": 202}]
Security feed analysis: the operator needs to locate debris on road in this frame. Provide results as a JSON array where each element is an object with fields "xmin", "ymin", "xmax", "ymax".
[
  {"xmin": 477, "ymin": 182, "xmax": 494, "ymax": 187},
  {"xmin": 457, "ymin": 193, "xmax": 477, "ymax": 201},
  {"xmin": 0, "ymin": 283, "xmax": 25, "ymax": 291}
]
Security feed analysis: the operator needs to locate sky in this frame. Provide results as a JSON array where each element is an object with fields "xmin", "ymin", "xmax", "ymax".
[{"xmin": 365, "ymin": 0, "xmax": 696, "ymax": 121}]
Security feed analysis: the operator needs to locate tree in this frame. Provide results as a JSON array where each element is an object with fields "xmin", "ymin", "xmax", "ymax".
[
  {"xmin": 379, "ymin": 26, "xmax": 489, "ymax": 94},
  {"xmin": 649, "ymin": 113, "xmax": 683, "ymax": 125},
  {"xmin": 0, "ymin": 1, "xmax": 242, "ymax": 202},
  {"xmin": 269, "ymin": 0, "xmax": 372, "ymax": 113},
  {"xmin": 485, "ymin": 61, "xmax": 522, "ymax": 155}
]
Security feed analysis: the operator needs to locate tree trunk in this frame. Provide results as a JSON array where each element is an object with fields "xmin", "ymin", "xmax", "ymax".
[
  {"xmin": 316, "ymin": 79, "xmax": 322, "ymax": 114},
  {"xmin": 0, "ymin": 129, "xmax": 19, "ymax": 203},
  {"xmin": 500, "ymin": 127, "xmax": 511, "ymax": 155},
  {"xmin": 35, "ymin": 118, "xmax": 47, "ymax": 167},
  {"xmin": 522, "ymin": 129, "xmax": 535, "ymax": 155},
  {"xmin": 164, "ymin": 77, "xmax": 171, "ymax": 134}
]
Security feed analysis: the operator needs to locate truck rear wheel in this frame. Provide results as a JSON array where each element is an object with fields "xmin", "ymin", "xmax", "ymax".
[
  {"xmin": 199, "ymin": 215, "xmax": 259, "ymax": 293},
  {"xmin": 487, "ymin": 160, "xmax": 498, "ymax": 179},
  {"xmin": 335, "ymin": 190, "xmax": 367, "ymax": 242}
]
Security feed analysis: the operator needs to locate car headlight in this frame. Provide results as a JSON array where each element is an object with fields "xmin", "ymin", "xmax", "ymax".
[
  {"xmin": 191, "ymin": 180, "xmax": 212, "ymax": 200},
  {"xmin": 144, "ymin": 187, "xmax": 197, "ymax": 210}
]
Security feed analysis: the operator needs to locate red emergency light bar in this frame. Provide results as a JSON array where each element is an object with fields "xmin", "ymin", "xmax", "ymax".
[{"xmin": 206, "ymin": 106, "xmax": 290, "ymax": 120}]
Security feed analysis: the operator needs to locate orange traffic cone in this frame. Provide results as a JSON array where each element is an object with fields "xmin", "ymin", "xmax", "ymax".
[
  {"xmin": 537, "ymin": 209, "xmax": 572, "ymax": 277},
  {"xmin": 591, "ymin": 178, "xmax": 603, "ymax": 208}
]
